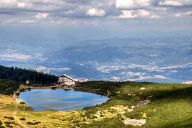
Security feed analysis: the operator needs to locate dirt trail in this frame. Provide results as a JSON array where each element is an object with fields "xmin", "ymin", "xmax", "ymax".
[{"xmin": 13, "ymin": 90, "xmax": 28, "ymax": 128}]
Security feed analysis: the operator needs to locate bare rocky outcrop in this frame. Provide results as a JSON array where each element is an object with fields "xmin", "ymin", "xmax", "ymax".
[{"xmin": 123, "ymin": 118, "xmax": 146, "ymax": 126}]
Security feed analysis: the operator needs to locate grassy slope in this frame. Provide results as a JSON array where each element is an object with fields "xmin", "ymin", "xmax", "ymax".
[
  {"xmin": 77, "ymin": 81, "xmax": 192, "ymax": 128},
  {"xmin": 0, "ymin": 80, "xmax": 192, "ymax": 128}
]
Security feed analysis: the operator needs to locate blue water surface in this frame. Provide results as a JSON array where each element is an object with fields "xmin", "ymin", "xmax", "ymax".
[{"xmin": 18, "ymin": 89, "xmax": 109, "ymax": 111}]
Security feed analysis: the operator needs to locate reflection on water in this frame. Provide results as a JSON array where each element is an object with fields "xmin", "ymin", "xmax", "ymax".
[{"xmin": 18, "ymin": 89, "xmax": 109, "ymax": 111}]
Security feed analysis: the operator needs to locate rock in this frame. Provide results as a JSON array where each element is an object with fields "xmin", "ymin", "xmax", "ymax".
[
  {"xmin": 123, "ymin": 118, "xmax": 146, "ymax": 126},
  {"xmin": 137, "ymin": 100, "xmax": 151, "ymax": 107},
  {"xmin": 127, "ymin": 108, "xmax": 133, "ymax": 112},
  {"xmin": 148, "ymin": 95, "xmax": 153, "ymax": 98},
  {"xmin": 140, "ymin": 87, "xmax": 146, "ymax": 90},
  {"xmin": 142, "ymin": 112, "xmax": 147, "ymax": 118},
  {"xmin": 128, "ymin": 93, "xmax": 136, "ymax": 97},
  {"xmin": 128, "ymin": 93, "xmax": 132, "ymax": 96},
  {"xmin": 116, "ymin": 91, "xmax": 120, "ymax": 94},
  {"xmin": 94, "ymin": 111, "xmax": 101, "ymax": 118},
  {"xmin": 131, "ymin": 106, "xmax": 136, "ymax": 109}
]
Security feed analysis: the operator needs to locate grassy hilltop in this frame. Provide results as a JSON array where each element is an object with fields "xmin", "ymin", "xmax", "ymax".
[{"xmin": 0, "ymin": 80, "xmax": 192, "ymax": 128}]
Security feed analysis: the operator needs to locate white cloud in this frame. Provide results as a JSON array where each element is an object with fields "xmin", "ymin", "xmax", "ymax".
[
  {"xmin": 159, "ymin": 0, "xmax": 192, "ymax": 6},
  {"xmin": 116, "ymin": 0, "xmax": 151, "ymax": 9},
  {"xmin": 111, "ymin": 76, "xmax": 121, "ymax": 82},
  {"xmin": 0, "ymin": 0, "xmax": 191, "ymax": 24},
  {"xmin": 97, "ymin": 63, "xmax": 192, "ymax": 77},
  {"xmin": 0, "ymin": 49, "xmax": 48, "ymax": 62},
  {"xmin": 19, "ymin": 19, "xmax": 36, "ymax": 24},
  {"xmin": 86, "ymin": 8, "xmax": 106, "ymax": 17},
  {"xmin": 1, "ymin": 53, "xmax": 31, "ymax": 61},
  {"xmin": 182, "ymin": 81, "xmax": 192, "ymax": 84},
  {"xmin": 35, "ymin": 66, "xmax": 71, "ymax": 73},
  {"xmin": 0, "ymin": 0, "xmax": 17, "ymax": 7},
  {"xmin": 127, "ymin": 63, "xmax": 192, "ymax": 72},
  {"xmin": 160, "ymin": 63, "xmax": 192, "ymax": 70},
  {"xmin": 159, "ymin": 0, "xmax": 183, "ymax": 6},
  {"xmin": 116, "ymin": 9, "xmax": 159, "ymax": 19},
  {"xmin": 175, "ymin": 11, "xmax": 192, "ymax": 17},
  {"xmin": 35, "ymin": 66, "xmax": 51, "ymax": 73},
  {"xmin": 97, "ymin": 65, "xmax": 124, "ymax": 73},
  {"xmin": 150, "ymin": 15, "xmax": 160, "ymax": 19},
  {"xmin": 0, "ymin": 49, "xmax": 32, "ymax": 62},
  {"xmin": 16, "ymin": 2, "xmax": 33, "ymax": 8},
  {"xmin": 127, "ymin": 72, "xmax": 144, "ymax": 77},
  {"xmin": 127, "ymin": 74, "xmax": 168, "ymax": 81},
  {"xmin": 34, "ymin": 53, "xmax": 47, "ymax": 62},
  {"xmin": 35, "ymin": 13, "xmax": 49, "ymax": 19}
]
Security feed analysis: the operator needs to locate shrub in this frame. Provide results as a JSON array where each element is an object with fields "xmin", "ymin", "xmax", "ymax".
[
  {"xmin": 4, "ymin": 116, "xmax": 14, "ymax": 120},
  {"xmin": 19, "ymin": 118, "xmax": 26, "ymax": 121},
  {"xmin": 20, "ymin": 102, "xmax": 25, "ymax": 104},
  {"xmin": 27, "ymin": 121, "xmax": 40, "ymax": 125}
]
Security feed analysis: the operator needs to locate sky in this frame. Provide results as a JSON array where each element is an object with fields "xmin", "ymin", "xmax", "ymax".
[
  {"xmin": 0, "ymin": 0, "xmax": 192, "ymax": 83},
  {"xmin": 0, "ymin": 0, "xmax": 191, "ymax": 25}
]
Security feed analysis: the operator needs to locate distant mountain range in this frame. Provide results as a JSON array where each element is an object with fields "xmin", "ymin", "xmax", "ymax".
[
  {"xmin": 0, "ymin": 37, "xmax": 192, "ymax": 83},
  {"xmin": 41, "ymin": 37, "xmax": 192, "ymax": 83}
]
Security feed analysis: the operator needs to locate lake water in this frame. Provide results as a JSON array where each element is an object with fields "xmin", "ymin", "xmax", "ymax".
[{"xmin": 18, "ymin": 89, "xmax": 109, "ymax": 111}]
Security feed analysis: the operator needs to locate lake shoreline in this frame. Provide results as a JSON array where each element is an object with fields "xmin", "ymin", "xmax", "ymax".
[
  {"xmin": 1, "ymin": 80, "xmax": 192, "ymax": 127},
  {"xmin": 16, "ymin": 82, "xmax": 110, "ymax": 98},
  {"xmin": 17, "ymin": 87, "xmax": 109, "ymax": 111}
]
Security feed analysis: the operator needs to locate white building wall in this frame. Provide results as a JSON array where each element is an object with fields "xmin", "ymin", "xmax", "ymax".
[{"xmin": 58, "ymin": 76, "xmax": 76, "ymax": 85}]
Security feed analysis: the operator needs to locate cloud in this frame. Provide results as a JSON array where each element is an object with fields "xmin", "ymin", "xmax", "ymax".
[
  {"xmin": 158, "ymin": 0, "xmax": 192, "ymax": 7},
  {"xmin": 95, "ymin": 62, "xmax": 192, "ymax": 82},
  {"xmin": 0, "ymin": 49, "xmax": 32, "ymax": 62},
  {"xmin": 96, "ymin": 60, "xmax": 189, "ymax": 82},
  {"xmin": 116, "ymin": 0, "xmax": 151, "ymax": 9},
  {"xmin": 97, "ymin": 65, "xmax": 124, "ymax": 73},
  {"xmin": 17, "ymin": 2, "xmax": 27, "ymax": 8},
  {"xmin": 111, "ymin": 76, "xmax": 121, "ymax": 81},
  {"xmin": 0, "ymin": 0, "xmax": 191, "ymax": 24},
  {"xmin": 35, "ymin": 13, "xmax": 49, "ymax": 19},
  {"xmin": 86, "ymin": 8, "xmax": 106, "ymax": 17},
  {"xmin": 126, "ymin": 73, "xmax": 168, "ymax": 81},
  {"xmin": 175, "ymin": 11, "xmax": 192, "ymax": 17},
  {"xmin": 0, "ymin": 49, "xmax": 47, "ymax": 62},
  {"xmin": 114, "ymin": 70, "xmax": 168, "ymax": 81},
  {"xmin": 116, "ymin": 9, "xmax": 159, "ymax": 19},
  {"xmin": 159, "ymin": 0, "xmax": 183, "ymax": 6},
  {"xmin": 182, "ymin": 81, "xmax": 192, "ymax": 84},
  {"xmin": 35, "ymin": 66, "xmax": 71, "ymax": 73}
]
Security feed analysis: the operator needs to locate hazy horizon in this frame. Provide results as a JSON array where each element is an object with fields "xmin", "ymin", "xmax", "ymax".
[{"xmin": 0, "ymin": 0, "xmax": 192, "ymax": 83}]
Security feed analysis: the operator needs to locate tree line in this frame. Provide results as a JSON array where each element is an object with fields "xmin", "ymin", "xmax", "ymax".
[{"xmin": 0, "ymin": 65, "xmax": 58, "ymax": 85}]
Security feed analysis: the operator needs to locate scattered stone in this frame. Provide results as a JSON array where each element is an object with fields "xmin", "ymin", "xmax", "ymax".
[
  {"xmin": 127, "ymin": 108, "xmax": 133, "ymax": 112},
  {"xmin": 142, "ymin": 112, "xmax": 147, "ymax": 118},
  {"xmin": 140, "ymin": 87, "xmax": 146, "ymax": 90},
  {"xmin": 137, "ymin": 100, "xmax": 151, "ymax": 107},
  {"xmin": 131, "ymin": 106, "xmax": 136, "ymax": 109},
  {"xmin": 128, "ymin": 93, "xmax": 136, "ymax": 97},
  {"xmin": 94, "ymin": 111, "xmax": 101, "ymax": 118},
  {"xmin": 123, "ymin": 118, "xmax": 146, "ymax": 126},
  {"xmin": 148, "ymin": 95, "xmax": 153, "ymax": 98}
]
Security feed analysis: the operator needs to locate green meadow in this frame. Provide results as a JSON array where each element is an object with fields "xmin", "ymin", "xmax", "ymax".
[{"xmin": 0, "ymin": 80, "xmax": 192, "ymax": 128}]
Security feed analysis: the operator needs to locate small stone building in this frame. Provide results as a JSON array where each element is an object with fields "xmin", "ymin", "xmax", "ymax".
[{"xmin": 58, "ymin": 74, "xmax": 76, "ymax": 86}]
